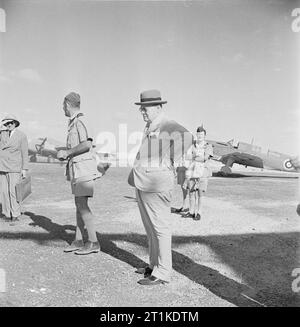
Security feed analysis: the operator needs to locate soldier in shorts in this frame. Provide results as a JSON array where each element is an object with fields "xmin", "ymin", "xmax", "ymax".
[
  {"xmin": 57, "ymin": 92, "xmax": 101, "ymax": 255},
  {"xmin": 182, "ymin": 126, "xmax": 213, "ymax": 220}
]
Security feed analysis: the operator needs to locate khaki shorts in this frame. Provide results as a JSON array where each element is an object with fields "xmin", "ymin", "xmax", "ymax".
[
  {"xmin": 183, "ymin": 177, "xmax": 208, "ymax": 193},
  {"xmin": 71, "ymin": 180, "xmax": 95, "ymax": 197}
]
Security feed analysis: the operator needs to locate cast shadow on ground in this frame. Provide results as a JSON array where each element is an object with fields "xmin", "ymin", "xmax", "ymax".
[
  {"xmin": 26, "ymin": 212, "xmax": 75, "ymax": 244},
  {"xmin": 1, "ymin": 212, "xmax": 299, "ymax": 307},
  {"xmin": 106, "ymin": 232, "xmax": 300, "ymax": 307},
  {"xmin": 172, "ymin": 233, "xmax": 300, "ymax": 307},
  {"xmin": 26, "ymin": 212, "xmax": 146, "ymax": 269}
]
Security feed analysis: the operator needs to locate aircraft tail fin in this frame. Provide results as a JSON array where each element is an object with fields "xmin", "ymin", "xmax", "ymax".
[{"xmin": 35, "ymin": 137, "xmax": 47, "ymax": 153}]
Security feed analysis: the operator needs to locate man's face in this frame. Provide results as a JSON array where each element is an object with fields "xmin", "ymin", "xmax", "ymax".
[
  {"xmin": 139, "ymin": 105, "xmax": 161, "ymax": 123},
  {"xmin": 196, "ymin": 131, "xmax": 206, "ymax": 142},
  {"xmin": 4, "ymin": 121, "xmax": 16, "ymax": 131},
  {"xmin": 63, "ymin": 100, "xmax": 71, "ymax": 117}
]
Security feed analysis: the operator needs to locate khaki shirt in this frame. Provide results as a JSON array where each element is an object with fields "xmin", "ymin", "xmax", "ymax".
[
  {"xmin": 66, "ymin": 112, "xmax": 101, "ymax": 184},
  {"xmin": 186, "ymin": 142, "xmax": 214, "ymax": 178}
]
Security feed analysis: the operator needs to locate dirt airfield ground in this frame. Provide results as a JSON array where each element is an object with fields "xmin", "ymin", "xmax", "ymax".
[{"xmin": 0, "ymin": 163, "xmax": 299, "ymax": 307}]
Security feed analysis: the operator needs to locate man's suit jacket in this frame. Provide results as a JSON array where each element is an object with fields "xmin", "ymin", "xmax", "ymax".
[
  {"xmin": 0, "ymin": 129, "xmax": 29, "ymax": 173},
  {"xmin": 128, "ymin": 116, "xmax": 193, "ymax": 192}
]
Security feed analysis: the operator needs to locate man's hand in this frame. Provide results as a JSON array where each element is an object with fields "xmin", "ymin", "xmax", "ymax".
[
  {"xmin": 57, "ymin": 150, "xmax": 69, "ymax": 161},
  {"xmin": 21, "ymin": 170, "xmax": 27, "ymax": 179}
]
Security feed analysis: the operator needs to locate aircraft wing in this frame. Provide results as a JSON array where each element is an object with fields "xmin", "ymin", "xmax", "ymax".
[
  {"xmin": 55, "ymin": 146, "xmax": 67, "ymax": 151},
  {"xmin": 219, "ymin": 152, "xmax": 264, "ymax": 169},
  {"xmin": 28, "ymin": 148, "xmax": 36, "ymax": 156},
  {"xmin": 27, "ymin": 137, "xmax": 68, "ymax": 162}
]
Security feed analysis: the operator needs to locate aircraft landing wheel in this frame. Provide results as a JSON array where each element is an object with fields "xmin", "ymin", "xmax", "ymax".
[{"xmin": 220, "ymin": 166, "xmax": 232, "ymax": 176}]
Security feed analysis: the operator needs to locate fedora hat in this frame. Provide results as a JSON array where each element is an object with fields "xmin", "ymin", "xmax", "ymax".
[
  {"xmin": 64, "ymin": 92, "xmax": 80, "ymax": 107},
  {"xmin": 135, "ymin": 89, "xmax": 167, "ymax": 106},
  {"xmin": 1, "ymin": 114, "xmax": 20, "ymax": 127}
]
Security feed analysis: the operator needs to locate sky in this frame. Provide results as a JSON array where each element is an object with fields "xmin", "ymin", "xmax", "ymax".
[{"xmin": 0, "ymin": 0, "xmax": 299, "ymax": 157}]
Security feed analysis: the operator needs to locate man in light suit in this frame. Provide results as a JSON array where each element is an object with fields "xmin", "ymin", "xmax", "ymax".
[
  {"xmin": 0, "ymin": 115, "xmax": 28, "ymax": 222},
  {"xmin": 128, "ymin": 89, "xmax": 193, "ymax": 285}
]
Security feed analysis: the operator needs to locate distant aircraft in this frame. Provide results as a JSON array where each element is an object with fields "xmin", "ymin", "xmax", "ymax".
[
  {"xmin": 94, "ymin": 151, "xmax": 114, "ymax": 175},
  {"xmin": 28, "ymin": 137, "xmax": 113, "ymax": 174},
  {"xmin": 28, "ymin": 137, "xmax": 66, "ymax": 163},
  {"xmin": 207, "ymin": 139, "xmax": 300, "ymax": 175}
]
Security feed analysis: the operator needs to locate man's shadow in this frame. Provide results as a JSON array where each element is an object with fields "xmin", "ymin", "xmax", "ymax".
[
  {"xmin": 108, "ymin": 233, "xmax": 264, "ymax": 307},
  {"xmin": 25, "ymin": 211, "xmax": 146, "ymax": 270},
  {"xmin": 27, "ymin": 212, "xmax": 75, "ymax": 244},
  {"xmin": 23, "ymin": 211, "xmax": 264, "ymax": 307}
]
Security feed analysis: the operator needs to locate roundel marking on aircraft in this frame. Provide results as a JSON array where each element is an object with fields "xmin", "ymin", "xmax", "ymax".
[{"xmin": 283, "ymin": 159, "xmax": 293, "ymax": 170}]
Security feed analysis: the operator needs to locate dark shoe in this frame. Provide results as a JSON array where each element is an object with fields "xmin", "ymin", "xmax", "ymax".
[
  {"xmin": 64, "ymin": 240, "xmax": 84, "ymax": 253},
  {"xmin": 74, "ymin": 241, "xmax": 100, "ymax": 255},
  {"xmin": 174, "ymin": 207, "xmax": 189, "ymax": 213},
  {"xmin": 194, "ymin": 213, "xmax": 201, "ymax": 221},
  {"xmin": 174, "ymin": 207, "xmax": 183, "ymax": 213},
  {"xmin": 182, "ymin": 212, "xmax": 195, "ymax": 218},
  {"xmin": 135, "ymin": 266, "xmax": 153, "ymax": 277},
  {"xmin": 138, "ymin": 275, "xmax": 168, "ymax": 286}
]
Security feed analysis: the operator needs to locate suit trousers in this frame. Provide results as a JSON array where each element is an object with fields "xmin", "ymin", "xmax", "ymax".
[
  {"xmin": 136, "ymin": 188, "xmax": 172, "ymax": 282},
  {"xmin": 0, "ymin": 172, "xmax": 21, "ymax": 218}
]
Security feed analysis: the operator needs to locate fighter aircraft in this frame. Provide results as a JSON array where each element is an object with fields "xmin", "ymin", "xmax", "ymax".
[
  {"xmin": 28, "ymin": 137, "xmax": 66, "ymax": 162},
  {"xmin": 28, "ymin": 137, "xmax": 113, "ymax": 175},
  {"xmin": 207, "ymin": 139, "xmax": 299, "ymax": 175}
]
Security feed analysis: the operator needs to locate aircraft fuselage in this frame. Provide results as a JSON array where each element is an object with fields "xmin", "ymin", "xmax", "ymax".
[{"xmin": 207, "ymin": 139, "xmax": 298, "ymax": 173}]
